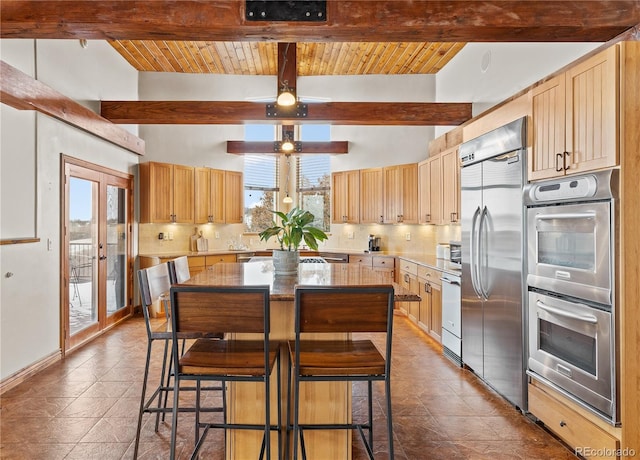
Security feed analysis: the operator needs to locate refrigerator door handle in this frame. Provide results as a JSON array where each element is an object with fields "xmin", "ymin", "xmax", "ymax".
[
  {"xmin": 478, "ymin": 205, "xmax": 490, "ymax": 300},
  {"xmin": 470, "ymin": 206, "xmax": 482, "ymax": 298}
]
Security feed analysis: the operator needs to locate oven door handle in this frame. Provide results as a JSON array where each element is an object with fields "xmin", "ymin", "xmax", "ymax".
[
  {"xmin": 536, "ymin": 300, "xmax": 598, "ymax": 324},
  {"xmin": 535, "ymin": 212, "xmax": 597, "ymax": 221},
  {"xmin": 470, "ymin": 206, "xmax": 482, "ymax": 298}
]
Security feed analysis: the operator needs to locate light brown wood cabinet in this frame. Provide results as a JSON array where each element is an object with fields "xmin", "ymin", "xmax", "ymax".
[
  {"xmin": 195, "ymin": 167, "xmax": 226, "ymax": 224},
  {"xmin": 417, "ymin": 265, "xmax": 442, "ymax": 342},
  {"xmin": 331, "ymin": 170, "xmax": 360, "ymax": 223},
  {"xmin": 224, "ymin": 170, "xmax": 244, "ymax": 224},
  {"xmin": 383, "ymin": 163, "xmax": 418, "ymax": 224},
  {"xmin": 398, "ymin": 260, "xmax": 418, "ymax": 319},
  {"xmin": 530, "ymin": 46, "xmax": 618, "ymax": 181},
  {"xmin": 349, "ymin": 254, "xmax": 395, "ymax": 283},
  {"xmin": 418, "ymin": 156, "xmax": 441, "ymax": 224},
  {"xmin": 359, "ymin": 167, "xmax": 384, "ymax": 224},
  {"xmin": 139, "ymin": 162, "xmax": 194, "ymax": 223},
  {"xmin": 441, "ymin": 147, "xmax": 460, "ymax": 224}
]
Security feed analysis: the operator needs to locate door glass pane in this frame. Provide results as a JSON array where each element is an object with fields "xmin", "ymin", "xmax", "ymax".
[
  {"xmin": 539, "ymin": 318, "xmax": 596, "ymax": 375},
  {"xmin": 106, "ymin": 185, "xmax": 127, "ymax": 314},
  {"xmin": 69, "ymin": 177, "xmax": 98, "ymax": 335}
]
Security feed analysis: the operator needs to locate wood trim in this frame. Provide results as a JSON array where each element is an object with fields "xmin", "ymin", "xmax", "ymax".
[
  {"xmin": 101, "ymin": 100, "xmax": 472, "ymax": 126},
  {"xmin": 0, "ymin": 237, "xmax": 40, "ymax": 245},
  {"xmin": 0, "ymin": 60, "xmax": 145, "ymax": 155},
  {"xmin": 2, "ymin": 1, "xmax": 638, "ymax": 42},
  {"xmin": 0, "ymin": 350, "xmax": 61, "ymax": 395},
  {"xmin": 619, "ymin": 40, "xmax": 640, "ymax": 459},
  {"xmin": 227, "ymin": 140, "xmax": 348, "ymax": 154}
]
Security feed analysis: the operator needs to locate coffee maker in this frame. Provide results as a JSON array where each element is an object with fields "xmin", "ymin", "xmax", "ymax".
[{"xmin": 368, "ymin": 234, "xmax": 381, "ymax": 252}]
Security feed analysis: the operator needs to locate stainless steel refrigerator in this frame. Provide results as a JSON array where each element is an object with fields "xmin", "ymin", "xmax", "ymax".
[{"xmin": 459, "ymin": 116, "xmax": 527, "ymax": 411}]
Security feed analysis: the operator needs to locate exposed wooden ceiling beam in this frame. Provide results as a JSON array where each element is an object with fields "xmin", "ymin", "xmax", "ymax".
[
  {"xmin": 227, "ymin": 141, "xmax": 348, "ymax": 155},
  {"xmin": 100, "ymin": 100, "xmax": 472, "ymax": 126},
  {"xmin": 2, "ymin": 1, "xmax": 639, "ymax": 42},
  {"xmin": 0, "ymin": 60, "xmax": 145, "ymax": 155}
]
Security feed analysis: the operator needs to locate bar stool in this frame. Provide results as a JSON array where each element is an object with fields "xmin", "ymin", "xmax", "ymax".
[
  {"xmin": 133, "ymin": 264, "xmax": 223, "ymax": 459},
  {"xmin": 169, "ymin": 285, "xmax": 281, "ymax": 460},
  {"xmin": 287, "ymin": 284, "xmax": 395, "ymax": 460}
]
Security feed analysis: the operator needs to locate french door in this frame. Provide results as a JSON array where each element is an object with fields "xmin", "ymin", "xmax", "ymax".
[{"xmin": 62, "ymin": 157, "xmax": 133, "ymax": 352}]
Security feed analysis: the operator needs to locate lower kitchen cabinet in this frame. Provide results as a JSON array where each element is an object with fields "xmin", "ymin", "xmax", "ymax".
[
  {"xmin": 398, "ymin": 259, "xmax": 418, "ymax": 317},
  {"xmin": 528, "ymin": 380, "xmax": 621, "ymax": 460},
  {"xmin": 417, "ymin": 265, "xmax": 442, "ymax": 343}
]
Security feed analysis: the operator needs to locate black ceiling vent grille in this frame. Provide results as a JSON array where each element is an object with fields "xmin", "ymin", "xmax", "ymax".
[{"xmin": 246, "ymin": 1, "xmax": 327, "ymax": 22}]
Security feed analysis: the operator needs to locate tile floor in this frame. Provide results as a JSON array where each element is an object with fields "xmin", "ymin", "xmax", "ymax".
[{"xmin": 0, "ymin": 315, "xmax": 578, "ymax": 459}]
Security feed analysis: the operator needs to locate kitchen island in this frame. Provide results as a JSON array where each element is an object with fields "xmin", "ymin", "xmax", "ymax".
[{"xmin": 182, "ymin": 261, "xmax": 418, "ymax": 459}]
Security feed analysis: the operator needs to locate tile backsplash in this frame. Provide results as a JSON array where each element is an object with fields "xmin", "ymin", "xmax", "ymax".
[{"xmin": 139, "ymin": 222, "xmax": 461, "ymax": 256}]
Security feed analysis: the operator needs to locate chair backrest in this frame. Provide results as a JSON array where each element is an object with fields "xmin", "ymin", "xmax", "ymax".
[
  {"xmin": 168, "ymin": 256, "xmax": 190, "ymax": 284},
  {"xmin": 170, "ymin": 285, "xmax": 270, "ymax": 336},
  {"xmin": 294, "ymin": 285, "xmax": 395, "ymax": 335}
]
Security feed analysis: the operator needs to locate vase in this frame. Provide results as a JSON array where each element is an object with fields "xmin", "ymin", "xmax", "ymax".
[{"xmin": 272, "ymin": 249, "xmax": 299, "ymax": 276}]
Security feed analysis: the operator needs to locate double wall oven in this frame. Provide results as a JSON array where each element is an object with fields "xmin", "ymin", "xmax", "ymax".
[{"xmin": 524, "ymin": 169, "xmax": 619, "ymax": 424}]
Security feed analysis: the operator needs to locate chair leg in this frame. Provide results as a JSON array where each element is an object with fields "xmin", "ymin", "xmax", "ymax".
[
  {"xmin": 170, "ymin": 374, "xmax": 180, "ymax": 460},
  {"xmin": 157, "ymin": 338, "xmax": 171, "ymax": 429},
  {"xmin": 368, "ymin": 380, "xmax": 374, "ymax": 450},
  {"xmin": 385, "ymin": 377, "xmax": 394, "ymax": 459},
  {"xmin": 292, "ymin": 372, "xmax": 301, "ymax": 460},
  {"xmin": 133, "ymin": 339, "xmax": 153, "ymax": 459}
]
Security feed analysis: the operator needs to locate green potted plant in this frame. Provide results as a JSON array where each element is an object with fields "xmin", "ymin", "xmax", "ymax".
[{"xmin": 258, "ymin": 207, "xmax": 328, "ymax": 275}]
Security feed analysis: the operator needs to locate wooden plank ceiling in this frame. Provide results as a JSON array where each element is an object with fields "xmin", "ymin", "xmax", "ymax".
[{"xmin": 108, "ymin": 41, "xmax": 466, "ymax": 75}]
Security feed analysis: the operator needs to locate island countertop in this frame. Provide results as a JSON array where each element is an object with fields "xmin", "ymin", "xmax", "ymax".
[{"xmin": 184, "ymin": 260, "xmax": 420, "ymax": 302}]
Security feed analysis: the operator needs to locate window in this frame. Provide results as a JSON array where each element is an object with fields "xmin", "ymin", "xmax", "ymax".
[
  {"xmin": 297, "ymin": 125, "xmax": 331, "ymax": 232},
  {"xmin": 243, "ymin": 125, "xmax": 279, "ymax": 232}
]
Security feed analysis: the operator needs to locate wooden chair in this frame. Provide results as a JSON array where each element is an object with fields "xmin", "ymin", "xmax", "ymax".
[
  {"xmin": 168, "ymin": 255, "xmax": 190, "ymax": 284},
  {"xmin": 169, "ymin": 285, "xmax": 281, "ymax": 460},
  {"xmin": 133, "ymin": 265, "xmax": 223, "ymax": 460},
  {"xmin": 287, "ymin": 285, "xmax": 395, "ymax": 460}
]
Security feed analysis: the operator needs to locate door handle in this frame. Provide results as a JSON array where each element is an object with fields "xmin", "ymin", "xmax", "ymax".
[
  {"xmin": 478, "ymin": 206, "xmax": 489, "ymax": 300},
  {"xmin": 536, "ymin": 300, "xmax": 598, "ymax": 324},
  {"xmin": 99, "ymin": 255, "xmax": 107, "ymax": 261},
  {"xmin": 563, "ymin": 151, "xmax": 571, "ymax": 170},
  {"xmin": 555, "ymin": 153, "xmax": 564, "ymax": 172},
  {"xmin": 470, "ymin": 206, "xmax": 482, "ymax": 298}
]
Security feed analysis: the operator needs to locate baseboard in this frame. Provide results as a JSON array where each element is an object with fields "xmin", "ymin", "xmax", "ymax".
[{"xmin": 0, "ymin": 350, "xmax": 62, "ymax": 396}]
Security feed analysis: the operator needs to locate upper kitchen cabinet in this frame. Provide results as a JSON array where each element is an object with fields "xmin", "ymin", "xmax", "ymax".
[
  {"xmin": 418, "ymin": 156, "xmax": 441, "ymax": 225},
  {"xmin": 383, "ymin": 163, "xmax": 418, "ymax": 224},
  {"xmin": 139, "ymin": 162, "xmax": 194, "ymax": 223},
  {"xmin": 360, "ymin": 167, "xmax": 384, "ymax": 224},
  {"xmin": 331, "ymin": 170, "xmax": 360, "ymax": 224},
  {"xmin": 441, "ymin": 147, "xmax": 461, "ymax": 224},
  {"xmin": 530, "ymin": 46, "xmax": 619, "ymax": 181},
  {"xmin": 195, "ymin": 167, "xmax": 225, "ymax": 224},
  {"xmin": 224, "ymin": 170, "xmax": 244, "ymax": 224}
]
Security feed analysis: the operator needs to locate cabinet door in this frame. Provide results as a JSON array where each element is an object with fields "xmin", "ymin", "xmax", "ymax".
[
  {"xmin": 224, "ymin": 171, "xmax": 243, "ymax": 224},
  {"xmin": 407, "ymin": 274, "xmax": 419, "ymax": 324},
  {"xmin": 331, "ymin": 172, "xmax": 347, "ymax": 223},
  {"xmin": 441, "ymin": 148, "xmax": 460, "ymax": 224},
  {"xmin": 530, "ymin": 75, "xmax": 566, "ymax": 181},
  {"xmin": 565, "ymin": 46, "xmax": 618, "ymax": 175},
  {"xmin": 360, "ymin": 168, "xmax": 384, "ymax": 224},
  {"xmin": 383, "ymin": 166, "xmax": 400, "ymax": 224},
  {"xmin": 345, "ymin": 170, "xmax": 360, "ymax": 223},
  {"xmin": 399, "ymin": 163, "xmax": 419, "ymax": 224},
  {"xmin": 418, "ymin": 279, "xmax": 431, "ymax": 334},
  {"xmin": 143, "ymin": 162, "xmax": 174, "ymax": 223},
  {"xmin": 418, "ymin": 160, "xmax": 430, "ymax": 224},
  {"xmin": 210, "ymin": 169, "xmax": 226, "ymax": 223},
  {"xmin": 427, "ymin": 158, "xmax": 442, "ymax": 224},
  {"xmin": 172, "ymin": 164, "xmax": 195, "ymax": 223},
  {"xmin": 194, "ymin": 167, "xmax": 211, "ymax": 224},
  {"xmin": 429, "ymin": 281, "xmax": 442, "ymax": 342}
]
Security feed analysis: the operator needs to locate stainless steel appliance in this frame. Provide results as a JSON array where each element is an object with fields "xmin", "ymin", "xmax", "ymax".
[
  {"xmin": 528, "ymin": 290, "xmax": 616, "ymax": 422},
  {"xmin": 441, "ymin": 271, "xmax": 462, "ymax": 366},
  {"xmin": 449, "ymin": 241, "xmax": 461, "ymax": 269},
  {"xmin": 524, "ymin": 169, "xmax": 619, "ymax": 423},
  {"xmin": 525, "ymin": 169, "xmax": 618, "ymax": 306},
  {"xmin": 460, "ymin": 116, "xmax": 527, "ymax": 410}
]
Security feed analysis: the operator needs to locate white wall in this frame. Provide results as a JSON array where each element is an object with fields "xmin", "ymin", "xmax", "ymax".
[
  {"xmin": 0, "ymin": 39, "xmax": 139, "ymax": 381},
  {"xmin": 434, "ymin": 42, "xmax": 601, "ymax": 137}
]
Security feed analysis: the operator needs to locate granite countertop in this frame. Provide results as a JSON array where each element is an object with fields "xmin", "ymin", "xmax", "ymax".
[
  {"xmin": 183, "ymin": 260, "xmax": 421, "ymax": 302},
  {"xmin": 139, "ymin": 248, "xmax": 461, "ymax": 276}
]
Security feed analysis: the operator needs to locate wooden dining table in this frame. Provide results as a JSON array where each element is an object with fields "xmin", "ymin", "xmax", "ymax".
[{"xmin": 184, "ymin": 260, "xmax": 420, "ymax": 460}]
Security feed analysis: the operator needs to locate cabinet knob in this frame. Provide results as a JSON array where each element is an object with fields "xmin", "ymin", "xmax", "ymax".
[{"xmin": 559, "ymin": 421, "xmax": 567, "ymax": 427}]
